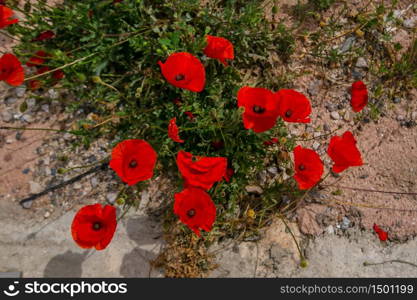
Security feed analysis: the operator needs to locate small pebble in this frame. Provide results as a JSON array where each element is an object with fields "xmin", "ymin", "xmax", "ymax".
[
  {"xmin": 91, "ymin": 177, "xmax": 99, "ymax": 188},
  {"xmin": 312, "ymin": 141, "xmax": 320, "ymax": 150},
  {"xmin": 393, "ymin": 97, "xmax": 401, "ymax": 104},
  {"xmin": 267, "ymin": 166, "xmax": 278, "ymax": 175},
  {"xmin": 44, "ymin": 211, "xmax": 51, "ymax": 219},
  {"xmin": 21, "ymin": 114, "xmax": 33, "ymax": 123},
  {"xmin": 106, "ymin": 192, "xmax": 118, "ymax": 204},
  {"xmin": 22, "ymin": 168, "xmax": 30, "ymax": 174},
  {"xmin": 22, "ymin": 200, "xmax": 33, "ymax": 209},
  {"xmin": 15, "ymin": 87, "xmax": 26, "ymax": 98},
  {"xmin": 341, "ymin": 217, "xmax": 351, "ymax": 230},
  {"xmin": 1, "ymin": 111, "xmax": 13, "ymax": 122},
  {"xmin": 330, "ymin": 111, "xmax": 340, "ymax": 120},
  {"xmin": 396, "ymin": 115, "xmax": 405, "ymax": 121},
  {"xmin": 5, "ymin": 97, "xmax": 18, "ymax": 105},
  {"xmin": 29, "ymin": 181, "xmax": 42, "ymax": 194},
  {"xmin": 355, "ymin": 57, "xmax": 368, "ymax": 68},
  {"xmin": 245, "ymin": 185, "xmax": 263, "ymax": 195}
]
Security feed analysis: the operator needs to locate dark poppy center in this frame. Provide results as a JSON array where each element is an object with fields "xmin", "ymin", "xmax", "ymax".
[
  {"xmin": 92, "ymin": 222, "xmax": 102, "ymax": 231},
  {"xmin": 187, "ymin": 209, "xmax": 196, "ymax": 218},
  {"xmin": 175, "ymin": 74, "xmax": 185, "ymax": 81},
  {"xmin": 298, "ymin": 164, "xmax": 306, "ymax": 171},
  {"xmin": 285, "ymin": 110, "xmax": 293, "ymax": 118},
  {"xmin": 253, "ymin": 105, "xmax": 265, "ymax": 114},
  {"xmin": 129, "ymin": 159, "xmax": 138, "ymax": 168}
]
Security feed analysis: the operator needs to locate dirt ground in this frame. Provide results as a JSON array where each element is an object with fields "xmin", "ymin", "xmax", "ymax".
[{"xmin": 1, "ymin": 0, "xmax": 416, "ymax": 277}]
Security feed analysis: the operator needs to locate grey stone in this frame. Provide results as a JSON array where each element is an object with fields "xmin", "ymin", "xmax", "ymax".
[
  {"xmin": 411, "ymin": 111, "xmax": 417, "ymax": 120},
  {"xmin": 5, "ymin": 97, "xmax": 18, "ymax": 105},
  {"xmin": 245, "ymin": 185, "xmax": 263, "ymax": 195},
  {"xmin": 21, "ymin": 114, "xmax": 33, "ymax": 123},
  {"xmin": 1, "ymin": 111, "xmax": 13, "ymax": 122},
  {"xmin": 22, "ymin": 168, "xmax": 30, "ymax": 174},
  {"xmin": 21, "ymin": 200, "xmax": 33, "ymax": 209},
  {"xmin": 48, "ymin": 89, "xmax": 59, "ymax": 99},
  {"xmin": 29, "ymin": 181, "xmax": 42, "ymax": 194},
  {"xmin": 14, "ymin": 87, "xmax": 26, "ymax": 98},
  {"xmin": 325, "ymin": 103, "xmax": 337, "ymax": 112},
  {"xmin": 341, "ymin": 217, "xmax": 351, "ymax": 230},
  {"xmin": 307, "ymin": 80, "xmax": 321, "ymax": 96},
  {"xmin": 41, "ymin": 104, "xmax": 50, "ymax": 113},
  {"xmin": 403, "ymin": 17, "xmax": 417, "ymax": 29},
  {"xmin": 91, "ymin": 177, "xmax": 99, "ymax": 188},
  {"xmin": 330, "ymin": 111, "xmax": 340, "ymax": 120},
  {"xmin": 26, "ymin": 98, "xmax": 36, "ymax": 108},
  {"xmin": 397, "ymin": 115, "xmax": 405, "ymax": 122},
  {"xmin": 312, "ymin": 141, "xmax": 320, "ymax": 150},
  {"xmin": 326, "ymin": 225, "xmax": 334, "ymax": 234},
  {"xmin": 352, "ymin": 69, "xmax": 363, "ymax": 80},
  {"xmin": 106, "ymin": 192, "xmax": 118, "ymax": 204},
  {"xmin": 355, "ymin": 57, "xmax": 368, "ymax": 68},
  {"xmin": 339, "ymin": 36, "xmax": 356, "ymax": 53},
  {"xmin": 267, "ymin": 166, "xmax": 278, "ymax": 175},
  {"xmin": 393, "ymin": 97, "xmax": 401, "ymax": 104}
]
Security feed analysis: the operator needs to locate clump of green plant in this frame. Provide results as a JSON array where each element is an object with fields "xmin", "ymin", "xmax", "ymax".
[{"xmin": 8, "ymin": 0, "xmax": 299, "ymax": 238}]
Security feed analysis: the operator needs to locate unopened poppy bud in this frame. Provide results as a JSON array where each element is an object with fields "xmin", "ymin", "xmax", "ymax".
[
  {"xmin": 272, "ymin": 5, "xmax": 278, "ymax": 14},
  {"xmin": 91, "ymin": 76, "xmax": 102, "ymax": 84},
  {"xmin": 300, "ymin": 259, "xmax": 308, "ymax": 268},
  {"xmin": 76, "ymin": 73, "xmax": 87, "ymax": 82},
  {"xmin": 116, "ymin": 197, "xmax": 125, "ymax": 206},
  {"xmin": 57, "ymin": 168, "xmax": 66, "ymax": 174}
]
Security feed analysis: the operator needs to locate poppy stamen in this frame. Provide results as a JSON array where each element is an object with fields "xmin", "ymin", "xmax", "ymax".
[
  {"xmin": 299, "ymin": 164, "xmax": 306, "ymax": 171},
  {"xmin": 92, "ymin": 222, "xmax": 102, "ymax": 231},
  {"xmin": 252, "ymin": 105, "xmax": 266, "ymax": 114},
  {"xmin": 187, "ymin": 209, "xmax": 196, "ymax": 218},
  {"xmin": 175, "ymin": 74, "xmax": 185, "ymax": 81},
  {"xmin": 285, "ymin": 110, "xmax": 293, "ymax": 118},
  {"xmin": 129, "ymin": 159, "xmax": 138, "ymax": 168}
]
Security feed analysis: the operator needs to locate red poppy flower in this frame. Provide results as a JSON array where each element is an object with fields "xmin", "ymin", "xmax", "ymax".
[
  {"xmin": 184, "ymin": 111, "xmax": 195, "ymax": 121},
  {"xmin": 237, "ymin": 86, "xmax": 280, "ymax": 133},
  {"xmin": 71, "ymin": 203, "xmax": 117, "ymax": 250},
  {"xmin": 204, "ymin": 35, "xmax": 234, "ymax": 66},
  {"xmin": 327, "ymin": 131, "xmax": 363, "ymax": 173},
  {"xmin": 36, "ymin": 66, "xmax": 50, "ymax": 74},
  {"xmin": 52, "ymin": 69, "xmax": 65, "ymax": 80},
  {"xmin": 211, "ymin": 140, "xmax": 224, "ymax": 150},
  {"xmin": 168, "ymin": 117, "xmax": 184, "ymax": 143},
  {"xmin": 224, "ymin": 167, "xmax": 234, "ymax": 183},
  {"xmin": 32, "ymin": 30, "xmax": 55, "ymax": 42},
  {"xmin": 109, "ymin": 139, "xmax": 157, "ymax": 186},
  {"xmin": 293, "ymin": 145, "xmax": 324, "ymax": 190},
  {"xmin": 276, "ymin": 89, "xmax": 311, "ymax": 123},
  {"xmin": 177, "ymin": 150, "xmax": 227, "ymax": 190},
  {"xmin": 172, "ymin": 98, "xmax": 182, "ymax": 106},
  {"xmin": 0, "ymin": 5, "xmax": 18, "ymax": 29},
  {"xmin": 26, "ymin": 51, "xmax": 49, "ymax": 67},
  {"xmin": 174, "ymin": 187, "xmax": 216, "ymax": 236},
  {"xmin": 29, "ymin": 80, "xmax": 41, "ymax": 90},
  {"xmin": 0, "ymin": 53, "xmax": 24, "ymax": 86},
  {"xmin": 263, "ymin": 137, "xmax": 279, "ymax": 146},
  {"xmin": 158, "ymin": 52, "xmax": 205, "ymax": 92},
  {"xmin": 373, "ymin": 224, "xmax": 388, "ymax": 241},
  {"xmin": 351, "ymin": 81, "xmax": 368, "ymax": 112}
]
